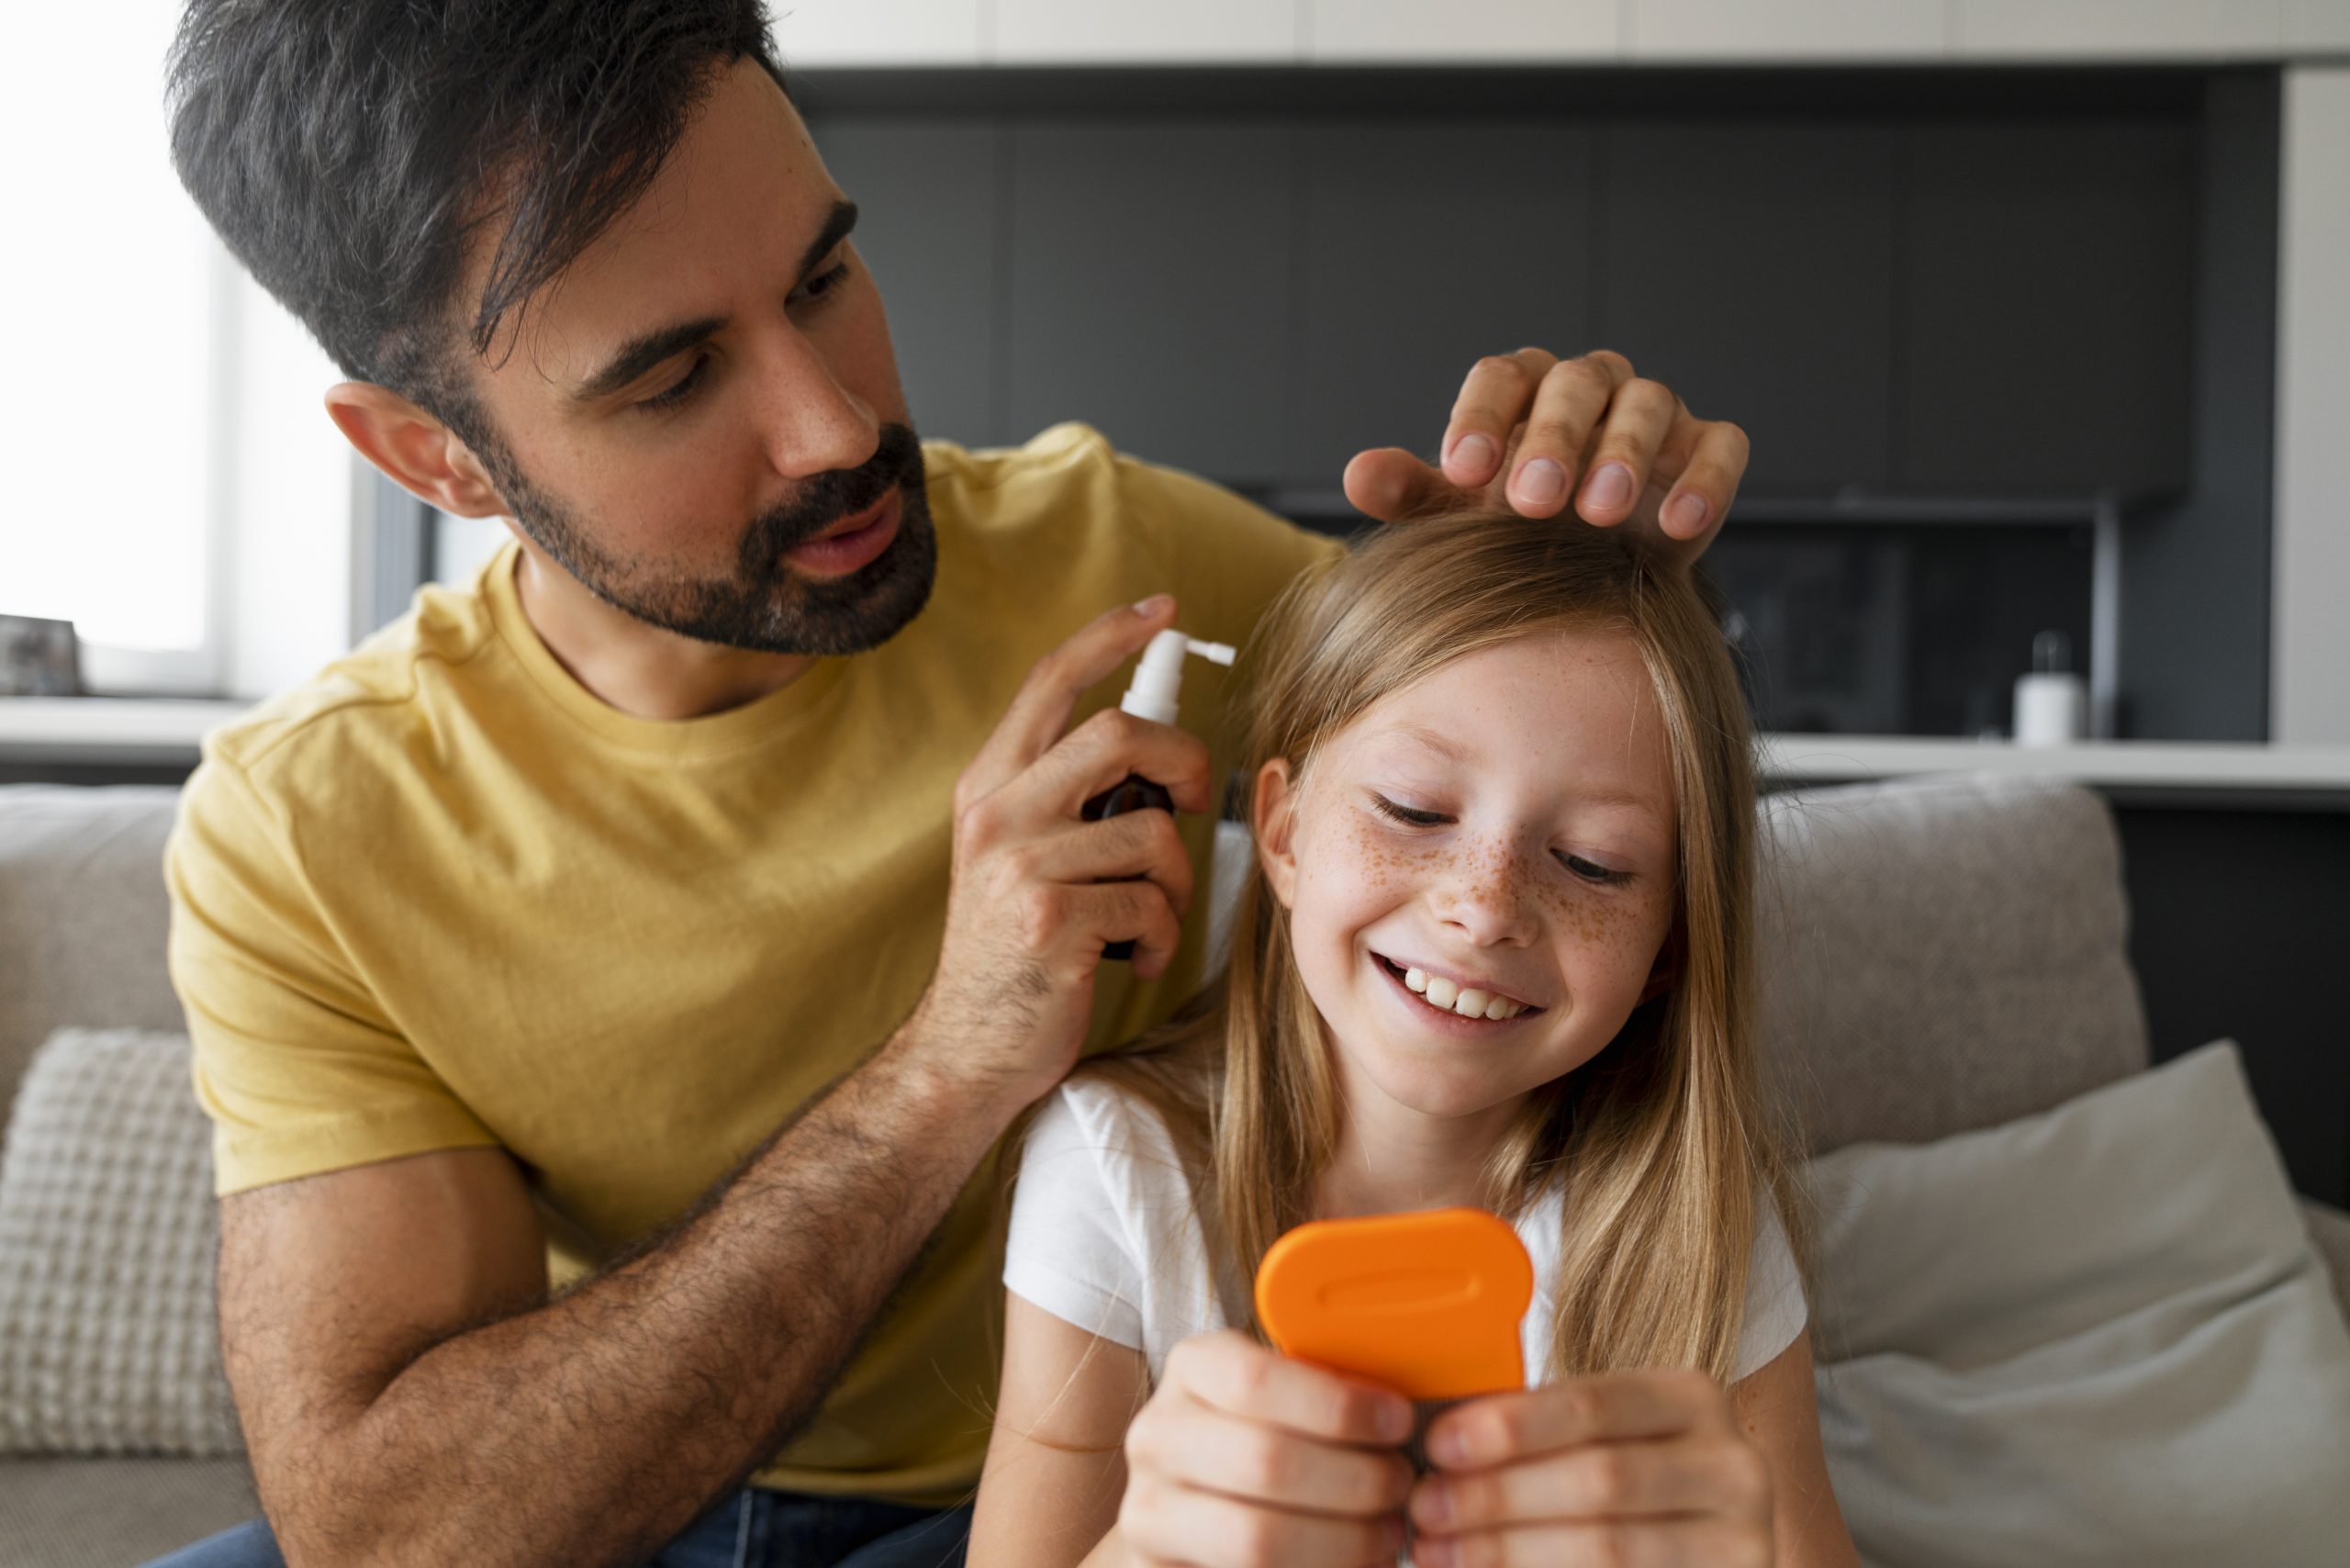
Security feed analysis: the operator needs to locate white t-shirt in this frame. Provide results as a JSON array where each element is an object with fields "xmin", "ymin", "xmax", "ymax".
[{"xmin": 1005, "ymin": 1077, "xmax": 1810, "ymax": 1387}]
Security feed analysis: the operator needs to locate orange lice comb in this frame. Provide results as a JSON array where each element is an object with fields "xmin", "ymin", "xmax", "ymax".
[{"xmin": 1254, "ymin": 1206, "xmax": 1535, "ymax": 1402}]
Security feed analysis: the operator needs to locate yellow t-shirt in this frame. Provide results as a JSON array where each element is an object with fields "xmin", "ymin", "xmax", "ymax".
[{"xmin": 165, "ymin": 422, "xmax": 1338, "ymax": 1506}]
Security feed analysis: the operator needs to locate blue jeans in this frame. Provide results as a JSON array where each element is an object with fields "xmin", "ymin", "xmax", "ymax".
[{"xmin": 141, "ymin": 1488, "xmax": 971, "ymax": 1568}]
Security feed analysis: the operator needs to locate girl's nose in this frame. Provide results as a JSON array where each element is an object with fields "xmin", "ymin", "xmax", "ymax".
[{"xmin": 1432, "ymin": 855, "xmax": 1538, "ymax": 947}]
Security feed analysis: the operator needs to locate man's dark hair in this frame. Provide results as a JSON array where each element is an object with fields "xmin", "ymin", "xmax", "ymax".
[{"xmin": 168, "ymin": 0, "xmax": 786, "ymax": 425}]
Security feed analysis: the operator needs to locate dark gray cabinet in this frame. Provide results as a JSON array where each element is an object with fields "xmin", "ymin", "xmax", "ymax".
[{"xmin": 1597, "ymin": 123, "xmax": 1899, "ymax": 495}]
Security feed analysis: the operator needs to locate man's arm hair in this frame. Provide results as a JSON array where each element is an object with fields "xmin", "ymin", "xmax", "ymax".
[{"xmin": 220, "ymin": 1030, "xmax": 1009, "ymax": 1568}]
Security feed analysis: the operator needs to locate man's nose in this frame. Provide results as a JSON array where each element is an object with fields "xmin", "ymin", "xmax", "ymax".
[{"xmin": 750, "ymin": 327, "xmax": 879, "ymax": 480}]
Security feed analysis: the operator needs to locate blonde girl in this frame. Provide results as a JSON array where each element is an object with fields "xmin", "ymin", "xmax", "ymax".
[{"xmin": 969, "ymin": 511, "xmax": 1860, "ymax": 1568}]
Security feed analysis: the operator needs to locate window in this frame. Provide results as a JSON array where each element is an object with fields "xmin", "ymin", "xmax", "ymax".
[{"xmin": 1, "ymin": 2, "xmax": 356, "ymax": 700}]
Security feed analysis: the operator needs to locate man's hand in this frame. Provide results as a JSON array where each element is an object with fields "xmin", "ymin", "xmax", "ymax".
[
  {"xmin": 1343, "ymin": 349, "xmax": 1749, "ymax": 560},
  {"xmin": 904, "ymin": 594, "xmax": 1208, "ymax": 1118},
  {"xmin": 1406, "ymin": 1368, "xmax": 1776, "ymax": 1568},
  {"xmin": 1117, "ymin": 1330, "xmax": 1416, "ymax": 1568}
]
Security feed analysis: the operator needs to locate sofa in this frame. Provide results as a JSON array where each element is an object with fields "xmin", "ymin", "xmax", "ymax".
[{"xmin": 3, "ymin": 775, "xmax": 2347, "ymax": 1567}]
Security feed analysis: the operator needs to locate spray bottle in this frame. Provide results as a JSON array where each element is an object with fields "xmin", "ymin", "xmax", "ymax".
[{"xmin": 1084, "ymin": 628, "xmax": 1237, "ymax": 960}]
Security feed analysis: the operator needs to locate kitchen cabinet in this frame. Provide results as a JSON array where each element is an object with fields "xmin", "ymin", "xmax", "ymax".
[
  {"xmin": 1595, "ymin": 124, "xmax": 1899, "ymax": 494},
  {"xmin": 811, "ymin": 119, "xmax": 1007, "ymax": 448},
  {"xmin": 1002, "ymin": 121, "xmax": 1298, "ymax": 483},
  {"xmin": 1283, "ymin": 122, "xmax": 1594, "ymax": 490},
  {"xmin": 1895, "ymin": 122, "xmax": 2196, "ymax": 492}
]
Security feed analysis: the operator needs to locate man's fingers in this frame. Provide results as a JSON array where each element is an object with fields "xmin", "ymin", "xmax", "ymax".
[
  {"xmin": 959, "ymin": 595, "xmax": 1180, "ymax": 807},
  {"xmin": 1042, "ymin": 707, "xmax": 1215, "ymax": 819},
  {"xmin": 1441, "ymin": 348, "xmax": 1562, "ymax": 487},
  {"xmin": 1062, "ymin": 879, "xmax": 1184, "ymax": 980},
  {"xmin": 1494, "ymin": 353, "xmax": 1633, "ymax": 519},
  {"xmin": 1567, "ymin": 377, "xmax": 1680, "ymax": 527},
  {"xmin": 1166, "ymin": 1331, "xmax": 1416, "ymax": 1447},
  {"xmin": 1651, "ymin": 417, "xmax": 1749, "ymax": 551},
  {"xmin": 1426, "ymin": 1370, "xmax": 1724, "ymax": 1472},
  {"xmin": 1019, "ymin": 809, "xmax": 1198, "ymax": 925}
]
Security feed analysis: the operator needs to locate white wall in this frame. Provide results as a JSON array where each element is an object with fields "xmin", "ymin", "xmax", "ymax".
[
  {"xmin": 777, "ymin": 0, "xmax": 2350, "ymax": 64},
  {"xmin": 2272, "ymin": 65, "xmax": 2350, "ymax": 744}
]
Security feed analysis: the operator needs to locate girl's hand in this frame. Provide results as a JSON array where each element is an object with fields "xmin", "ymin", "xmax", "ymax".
[
  {"xmin": 1407, "ymin": 1368, "xmax": 1774, "ymax": 1568},
  {"xmin": 1118, "ymin": 1329, "xmax": 1418, "ymax": 1568}
]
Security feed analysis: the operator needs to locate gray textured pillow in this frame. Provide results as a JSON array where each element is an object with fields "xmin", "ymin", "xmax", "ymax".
[
  {"xmin": 0, "ymin": 1027, "xmax": 241, "ymax": 1455},
  {"xmin": 1807, "ymin": 1040, "xmax": 2350, "ymax": 1566}
]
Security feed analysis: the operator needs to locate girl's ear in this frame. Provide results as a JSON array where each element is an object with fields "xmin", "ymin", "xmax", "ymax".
[
  {"xmin": 1638, "ymin": 922, "xmax": 1684, "ymax": 1006},
  {"xmin": 1251, "ymin": 757, "xmax": 1302, "ymax": 910}
]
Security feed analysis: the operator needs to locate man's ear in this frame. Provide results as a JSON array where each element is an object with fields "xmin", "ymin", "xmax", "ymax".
[
  {"xmin": 1250, "ymin": 757, "xmax": 1302, "ymax": 911},
  {"xmin": 323, "ymin": 382, "xmax": 510, "ymax": 519},
  {"xmin": 1638, "ymin": 923, "xmax": 1683, "ymax": 1007}
]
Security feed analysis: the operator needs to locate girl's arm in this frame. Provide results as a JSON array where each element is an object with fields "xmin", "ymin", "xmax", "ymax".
[
  {"xmin": 1730, "ymin": 1333, "xmax": 1863, "ymax": 1567},
  {"xmin": 968, "ymin": 1292, "xmax": 1150, "ymax": 1568}
]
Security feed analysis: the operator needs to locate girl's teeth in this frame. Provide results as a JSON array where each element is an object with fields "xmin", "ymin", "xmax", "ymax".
[{"xmin": 1392, "ymin": 959, "xmax": 1527, "ymax": 1021}]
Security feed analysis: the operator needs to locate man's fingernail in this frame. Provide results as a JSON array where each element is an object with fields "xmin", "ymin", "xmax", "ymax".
[
  {"xmin": 1449, "ymin": 433, "xmax": 1497, "ymax": 476},
  {"xmin": 1585, "ymin": 462, "xmax": 1634, "ymax": 512},
  {"xmin": 1515, "ymin": 458, "xmax": 1566, "ymax": 507},
  {"xmin": 1665, "ymin": 492, "xmax": 1709, "ymax": 535},
  {"xmin": 1133, "ymin": 594, "xmax": 1173, "ymax": 617}
]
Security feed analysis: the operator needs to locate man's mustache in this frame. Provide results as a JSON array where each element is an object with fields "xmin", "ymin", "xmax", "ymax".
[{"xmin": 740, "ymin": 423, "xmax": 923, "ymax": 570}]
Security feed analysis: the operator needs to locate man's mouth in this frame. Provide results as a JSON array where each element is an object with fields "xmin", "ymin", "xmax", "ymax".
[
  {"xmin": 784, "ymin": 487, "xmax": 901, "ymax": 579},
  {"xmin": 1373, "ymin": 953, "xmax": 1541, "ymax": 1024}
]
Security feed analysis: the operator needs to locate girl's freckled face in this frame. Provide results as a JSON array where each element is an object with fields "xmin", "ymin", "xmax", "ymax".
[{"xmin": 1260, "ymin": 628, "xmax": 1678, "ymax": 1121}]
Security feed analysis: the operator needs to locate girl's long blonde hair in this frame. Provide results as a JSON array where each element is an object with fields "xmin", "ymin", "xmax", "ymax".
[{"xmin": 1081, "ymin": 510, "xmax": 1814, "ymax": 1386}]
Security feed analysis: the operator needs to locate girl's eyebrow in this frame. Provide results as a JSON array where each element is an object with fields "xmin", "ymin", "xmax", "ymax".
[{"xmin": 1386, "ymin": 722, "xmax": 1663, "ymax": 823}]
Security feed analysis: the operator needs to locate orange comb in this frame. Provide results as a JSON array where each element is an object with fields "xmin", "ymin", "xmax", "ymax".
[{"xmin": 1254, "ymin": 1207, "xmax": 1534, "ymax": 1401}]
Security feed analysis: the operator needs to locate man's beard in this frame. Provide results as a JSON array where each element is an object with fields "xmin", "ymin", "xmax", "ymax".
[{"xmin": 478, "ymin": 420, "xmax": 938, "ymax": 657}]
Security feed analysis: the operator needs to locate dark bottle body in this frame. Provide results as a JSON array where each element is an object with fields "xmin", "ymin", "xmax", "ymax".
[{"xmin": 1081, "ymin": 774, "xmax": 1172, "ymax": 961}]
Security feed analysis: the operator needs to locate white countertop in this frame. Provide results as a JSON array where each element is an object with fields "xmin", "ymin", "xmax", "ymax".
[{"xmin": 6, "ymin": 697, "xmax": 2350, "ymax": 799}]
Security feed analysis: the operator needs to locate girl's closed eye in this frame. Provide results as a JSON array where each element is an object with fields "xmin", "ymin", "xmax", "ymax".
[
  {"xmin": 1370, "ymin": 790, "xmax": 1633, "ymax": 886},
  {"xmin": 1368, "ymin": 791, "xmax": 1447, "ymax": 828}
]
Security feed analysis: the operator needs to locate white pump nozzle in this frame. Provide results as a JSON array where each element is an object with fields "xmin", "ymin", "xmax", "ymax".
[{"xmin": 1120, "ymin": 628, "xmax": 1236, "ymax": 726}]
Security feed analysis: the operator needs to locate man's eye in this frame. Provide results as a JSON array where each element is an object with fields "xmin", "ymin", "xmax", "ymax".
[
  {"xmin": 637, "ymin": 355, "xmax": 709, "ymax": 413},
  {"xmin": 1556, "ymin": 851, "xmax": 1632, "ymax": 886},
  {"xmin": 1371, "ymin": 793, "xmax": 1447, "ymax": 827},
  {"xmin": 792, "ymin": 260, "xmax": 853, "ymax": 306}
]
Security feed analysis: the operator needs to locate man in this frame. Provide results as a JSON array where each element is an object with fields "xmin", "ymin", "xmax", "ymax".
[{"xmin": 152, "ymin": 4, "xmax": 1749, "ymax": 1566}]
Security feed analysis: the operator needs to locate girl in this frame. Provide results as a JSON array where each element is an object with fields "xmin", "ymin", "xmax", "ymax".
[{"xmin": 969, "ymin": 511, "xmax": 1859, "ymax": 1568}]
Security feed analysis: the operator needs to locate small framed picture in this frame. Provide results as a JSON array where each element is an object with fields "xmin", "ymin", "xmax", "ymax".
[{"xmin": 0, "ymin": 614, "xmax": 81, "ymax": 697}]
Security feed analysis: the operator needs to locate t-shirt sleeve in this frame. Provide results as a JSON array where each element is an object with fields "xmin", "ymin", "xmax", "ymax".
[
  {"xmin": 1732, "ymin": 1191, "xmax": 1810, "ymax": 1382},
  {"xmin": 1002, "ymin": 1086, "xmax": 1150, "ymax": 1352},
  {"xmin": 166, "ymin": 749, "xmax": 498, "ymax": 1196}
]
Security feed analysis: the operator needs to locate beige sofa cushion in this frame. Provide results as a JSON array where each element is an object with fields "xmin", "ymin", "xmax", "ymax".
[
  {"xmin": 0, "ymin": 1029, "xmax": 240, "ymax": 1457},
  {"xmin": 1755, "ymin": 773, "xmax": 2151, "ymax": 1155},
  {"xmin": 1808, "ymin": 1039, "xmax": 2350, "ymax": 1564}
]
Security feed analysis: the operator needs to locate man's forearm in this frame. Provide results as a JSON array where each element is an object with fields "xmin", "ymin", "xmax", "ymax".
[{"xmin": 296, "ymin": 1029, "xmax": 1013, "ymax": 1568}]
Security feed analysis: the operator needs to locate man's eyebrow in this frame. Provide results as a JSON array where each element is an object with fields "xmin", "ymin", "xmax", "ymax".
[{"xmin": 565, "ymin": 199, "xmax": 860, "ymax": 406}]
